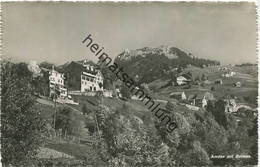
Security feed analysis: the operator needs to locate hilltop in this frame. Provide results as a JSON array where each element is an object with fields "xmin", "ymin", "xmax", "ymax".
[
  {"xmin": 149, "ymin": 65, "xmax": 258, "ymax": 106},
  {"xmin": 115, "ymin": 46, "xmax": 220, "ymax": 83}
]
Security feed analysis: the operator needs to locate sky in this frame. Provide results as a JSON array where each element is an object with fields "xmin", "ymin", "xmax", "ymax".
[{"xmin": 2, "ymin": 2, "xmax": 257, "ymax": 65}]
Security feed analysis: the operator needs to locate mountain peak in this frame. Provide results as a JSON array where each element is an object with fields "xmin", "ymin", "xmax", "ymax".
[
  {"xmin": 117, "ymin": 46, "xmax": 191, "ymax": 61},
  {"xmin": 115, "ymin": 46, "xmax": 220, "ymax": 83}
]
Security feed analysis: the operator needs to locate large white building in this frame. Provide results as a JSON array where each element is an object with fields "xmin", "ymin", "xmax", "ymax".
[
  {"xmin": 81, "ymin": 63, "xmax": 103, "ymax": 92},
  {"xmin": 49, "ymin": 66, "xmax": 67, "ymax": 98}
]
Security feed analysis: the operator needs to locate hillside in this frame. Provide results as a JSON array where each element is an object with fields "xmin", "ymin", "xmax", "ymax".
[
  {"xmin": 53, "ymin": 46, "xmax": 221, "ymax": 90},
  {"xmin": 114, "ymin": 46, "xmax": 220, "ymax": 83},
  {"xmin": 150, "ymin": 65, "xmax": 258, "ymax": 106},
  {"xmin": 3, "ymin": 59, "xmax": 257, "ymax": 166}
]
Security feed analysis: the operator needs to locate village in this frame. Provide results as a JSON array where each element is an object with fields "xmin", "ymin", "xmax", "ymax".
[
  {"xmin": 2, "ymin": 55, "xmax": 257, "ymax": 167},
  {"xmin": 27, "ymin": 59, "xmax": 257, "ymax": 118}
]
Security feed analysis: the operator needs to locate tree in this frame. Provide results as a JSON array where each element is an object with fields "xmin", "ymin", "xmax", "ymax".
[
  {"xmin": 120, "ymin": 85, "xmax": 131, "ymax": 100},
  {"xmin": 55, "ymin": 107, "xmax": 74, "ymax": 136},
  {"xmin": 1, "ymin": 61, "xmax": 46, "ymax": 165},
  {"xmin": 55, "ymin": 107, "xmax": 84, "ymax": 138},
  {"xmin": 100, "ymin": 106, "xmax": 170, "ymax": 167},
  {"xmin": 32, "ymin": 70, "xmax": 50, "ymax": 96},
  {"xmin": 211, "ymin": 86, "xmax": 216, "ymax": 91},
  {"xmin": 195, "ymin": 76, "xmax": 201, "ymax": 81},
  {"xmin": 39, "ymin": 61, "xmax": 54, "ymax": 69},
  {"xmin": 206, "ymin": 100, "xmax": 228, "ymax": 129},
  {"xmin": 81, "ymin": 103, "xmax": 91, "ymax": 115}
]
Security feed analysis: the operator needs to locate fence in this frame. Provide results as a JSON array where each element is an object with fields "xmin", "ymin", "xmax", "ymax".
[{"xmin": 68, "ymin": 90, "xmax": 113, "ymax": 97}]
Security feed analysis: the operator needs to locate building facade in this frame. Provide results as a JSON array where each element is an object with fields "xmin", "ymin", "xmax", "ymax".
[
  {"xmin": 80, "ymin": 64, "xmax": 103, "ymax": 92},
  {"xmin": 49, "ymin": 66, "xmax": 67, "ymax": 98}
]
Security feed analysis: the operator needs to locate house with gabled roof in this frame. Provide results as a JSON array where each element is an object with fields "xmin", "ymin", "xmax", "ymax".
[
  {"xmin": 81, "ymin": 61, "xmax": 104, "ymax": 92},
  {"xmin": 176, "ymin": 73, "xmax": 192, "ymax": 86},
  {"xmin": 49, "ymin": 66, "xmax": 67, "ymax": 98},
  {"xmin": 170, "ymin": 92, "xmax": 186, "ymax": 100},
  {"xmin": 188, "ymin": 92, "xmax": 215, "ymax": 108}
]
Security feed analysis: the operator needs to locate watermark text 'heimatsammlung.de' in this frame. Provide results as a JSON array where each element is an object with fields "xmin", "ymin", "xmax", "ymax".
[{"xmin": 82, "ymin": 34, "xmax": 177, "ymax": 133}]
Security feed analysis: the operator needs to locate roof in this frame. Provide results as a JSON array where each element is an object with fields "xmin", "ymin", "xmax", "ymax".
[
  {"xmin": 83, "ymin": 69, "xmax": 98, "ymax": 75},
  {"xmin": 188, "ymin": 94, "xmax": 196, "ymax": 100},
  {"xmin": 196, "ymin": 94, "xmax": 205, "ymax": 99},
  {"xmin": 181, "ymin": 73, "xmax": 192, "ymax": 80},
  {"xmin": 40, "ymin": 67, "xmax": 50, "ymax": 72},
  {"xmin": 188, "ymin": 92, "xmax": 214, "ymax": 100},
  {"xmin": 177, "ymin": 76, "xmax": 188, "ymax": 80}
]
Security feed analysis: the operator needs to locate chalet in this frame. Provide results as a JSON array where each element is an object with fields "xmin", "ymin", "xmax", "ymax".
[
  {"xmin": 49, "ymin": 66, "xmax": 67, "ymax": 98},
  {"xmin": 218, "ymin": 66, "xmax": 232, "ymax": 72},
  {"xmin": 188, "ymin": 92, "xmax": 214, "ymax": 108},
  {"xmin": 103, "ymin": 89, "xmax": 113, "ymax": 97},
  {"xmin": 176, "ymin": 76, "xmax": 187, "ymax": 85},
  {"xmin": 176, "ymin": 73, "xmax": 192, "ymax": 85},
  {"xmin": 233, "ymin": 82, "xmax": 241, "ymax": 87},
  {"xmin": 170, "ymin": 92, "xmax": 186, "ymax": 100},
  {"xmin": 224, "ymin": 98, "xmax": 237, "ymax": 113},
  {"xmin": 222, "ymin": 71, "xmax": 236, "ymax": 78},
  {"xmin": 214, "ymin": 79, "xmax": 223, "ymax": 85},
  {"xmin": 116, "ymin": 88, "xmax": 122, "ymax": 98},
  {"xmin": 195, "ymin": 94, "xmax": 207, "ymax": 108},
  {"xmin": 80, "ymin": 61, "xmax": 103, "ymax": 92}
]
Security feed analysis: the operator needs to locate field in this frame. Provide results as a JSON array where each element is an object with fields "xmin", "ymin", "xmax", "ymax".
[{"xmin": 149, "ymin": 65, "xmax": 258, "ymax": 106}]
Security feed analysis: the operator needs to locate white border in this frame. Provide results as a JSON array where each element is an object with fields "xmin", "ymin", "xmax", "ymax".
[{"xmin": 0, "ymin": 0, "xmax": 259, "ymax": 165}]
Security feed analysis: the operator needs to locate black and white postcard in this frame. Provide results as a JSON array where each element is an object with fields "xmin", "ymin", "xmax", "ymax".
[{"xmin": 1, "ymin": 2, "xmax": 258, "ymax": 166}]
